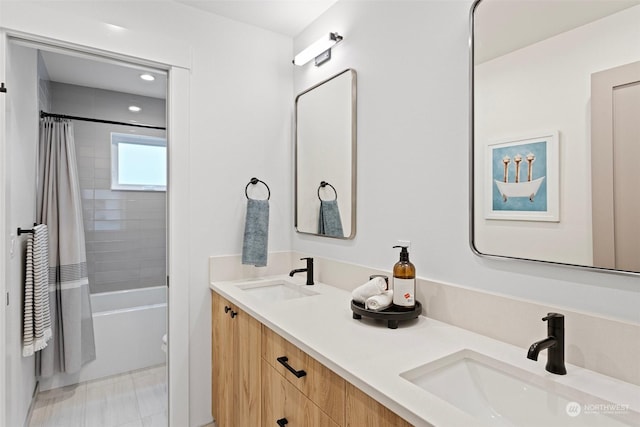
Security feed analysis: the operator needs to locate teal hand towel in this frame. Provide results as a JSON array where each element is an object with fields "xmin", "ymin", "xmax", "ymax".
[
  {"xmin": 318, "ymin": 200, "xmax": 344, "ymax": 237},
  {"xmin": 242, "ymin": 199, "xmax": 269, "ymax": 267}
]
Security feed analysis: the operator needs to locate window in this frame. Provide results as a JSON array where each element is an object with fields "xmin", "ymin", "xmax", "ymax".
[{"xmin": 111, "ymin": 133, "xmax": 167, "ymax": 191}]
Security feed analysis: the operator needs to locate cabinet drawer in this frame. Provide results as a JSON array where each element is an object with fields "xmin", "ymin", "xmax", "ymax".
[
  {"xmin": 262, "ymin": 360, "xmax": 340, "ymax": 427},
  {"xmin": 262, "ymin": 326, "xmax": 345, "ymax": 425}
]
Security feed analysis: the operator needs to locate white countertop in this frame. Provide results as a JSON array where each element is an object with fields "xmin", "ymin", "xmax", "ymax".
[{"xmin": 210, "ymin": 275, "xmax": 640, "ymax": 427}]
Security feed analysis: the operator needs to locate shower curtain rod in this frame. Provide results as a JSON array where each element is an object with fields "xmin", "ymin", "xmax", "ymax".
[{"xmin": 40, "ymin": 111, "xmax": 166, "ymax": 130}]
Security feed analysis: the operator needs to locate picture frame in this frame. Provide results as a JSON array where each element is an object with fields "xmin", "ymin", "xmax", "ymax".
[{"xmin": 484, "ymin": 131, "xmax": 559, "ymax": 221}]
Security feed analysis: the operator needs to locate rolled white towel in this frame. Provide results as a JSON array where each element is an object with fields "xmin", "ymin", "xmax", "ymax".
[
  {"xmin": 352, "ymin": 277, "xmax": 387, "ymax": 304},
  {"xmin": 365, "ymin": 290, "xmax": 393, "ymax": 311}
]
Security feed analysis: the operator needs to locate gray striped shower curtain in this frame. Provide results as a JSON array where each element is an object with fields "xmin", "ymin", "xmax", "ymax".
[{"xmin": 36, "ymin": 117, "xmax": 96, "ymax": 377}]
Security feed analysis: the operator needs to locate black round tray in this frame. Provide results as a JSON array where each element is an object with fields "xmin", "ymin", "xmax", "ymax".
[{"xmin": 351, "ymin": 300, "xmax": 422, "ymax": 329}]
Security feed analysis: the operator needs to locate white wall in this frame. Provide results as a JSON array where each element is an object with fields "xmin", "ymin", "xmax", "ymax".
[
  {"xmin": 474, "ymin": 5, "xmax": 640, "ymax": 265},
  {"xmin": 1, "ymin": 2, "xmax": 293, "ymax": 426},
  {"xmin": 292, "ymin": 1, "xmax": 640, "ymax": 324},
  {"xmin": 5, "ymin": 42, "xmax": 38, "ymax": 427}
]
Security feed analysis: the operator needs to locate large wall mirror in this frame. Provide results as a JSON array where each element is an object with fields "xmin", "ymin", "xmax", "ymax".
[
  {"xmin": 295, "ymin": 69, "xmax": 357, "ymax": 239},
  {"xmin": 471, "ymin": 0, "xmax": 640, "ymax": 275}
]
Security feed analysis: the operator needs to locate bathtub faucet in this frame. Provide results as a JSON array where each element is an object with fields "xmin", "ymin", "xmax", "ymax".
[{"xmin": 289, "ymin": 257, "xmax": 314, "ymax": 286}]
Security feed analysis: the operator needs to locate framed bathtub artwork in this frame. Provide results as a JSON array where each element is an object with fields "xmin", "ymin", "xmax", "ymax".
[{"xmin": 484, "ymin": 131, "xmax": 559, "ymax": 222}]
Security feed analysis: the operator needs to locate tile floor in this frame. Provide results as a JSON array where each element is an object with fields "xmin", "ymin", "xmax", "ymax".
[{"xmin": 29, "ymin": 364, "xmax": 167, "ymax": 427}]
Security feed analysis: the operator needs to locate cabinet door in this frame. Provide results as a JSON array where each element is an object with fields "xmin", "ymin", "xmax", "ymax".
[
  {"xmin": 345, "ymin": 383, "xmax": 413, "ymax": 427},
  {"xmin": 235, "ymin": 302, "xmax": 262, "ymax": 427},
  {"xmin": 212, "ymin": 291, "xmax": 262, "ymax": 427},
  {"xmin": 262, "ymin": 360, "xmax": 340, "ymax": 427},
  {"xmin": 211, "ymin": 292, "xmax": 235, "ymax": 427}
]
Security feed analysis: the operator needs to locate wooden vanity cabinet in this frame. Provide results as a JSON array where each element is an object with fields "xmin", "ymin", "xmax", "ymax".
[
  {"xmin": 211, "ymin": 290, "xmax": 414, "ymax": 427},
  {"xmin": 345, "ymin": 383, "xmax": 413, "ymax": 427},
  {"xmin": 211, "ymin": 292, "xmax": 261, "ymax": 427}
]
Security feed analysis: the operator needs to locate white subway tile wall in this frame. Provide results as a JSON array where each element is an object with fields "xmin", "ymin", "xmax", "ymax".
[{"xmin": 50, "ymin": 82, "xmax": 167, "ymax": 294}]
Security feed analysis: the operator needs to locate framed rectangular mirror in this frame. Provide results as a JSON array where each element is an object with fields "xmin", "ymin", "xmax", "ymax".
[
  {"xmin": 471, "ymin": 0, "xmax": 640, "ymax": 275},
  {"xmin": 295, "ymin": 69, "xmax": 357, "ymax": 239}
]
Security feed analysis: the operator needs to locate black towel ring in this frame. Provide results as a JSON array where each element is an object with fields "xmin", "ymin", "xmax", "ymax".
[
  {"xmin": 245, "ymin": 177, "xmax": 271, "ymax": 200},
  {"xmin": 317, "ymin": 181, "xmax": 338, "ymax": 201}
]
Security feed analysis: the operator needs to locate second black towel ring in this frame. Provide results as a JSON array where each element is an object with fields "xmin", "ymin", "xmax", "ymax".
[
  {"xmin": 317, "ymin": 181, "xmax": 337, "ymax": 201},
  {"xmin": 245, "ymin": 177, "xmax": 271, "ymax": 200}
]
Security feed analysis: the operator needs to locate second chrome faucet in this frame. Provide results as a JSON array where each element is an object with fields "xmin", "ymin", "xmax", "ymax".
[{"xmin": 527, "ymin": 312, "xmax": 566, "ymax": 375}]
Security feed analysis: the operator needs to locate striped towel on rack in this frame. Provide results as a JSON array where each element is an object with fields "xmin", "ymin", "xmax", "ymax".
[{"xmin": 23, "ymin": 224, "xmax": 52, "ymax": 357}]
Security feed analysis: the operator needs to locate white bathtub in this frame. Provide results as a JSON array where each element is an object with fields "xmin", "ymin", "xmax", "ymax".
[
  {"xmin": 40, "ymin": 286, "xmax": 167, "ymax": 391},
  {"xmin": 91, "ymin": 286, "xmax": 167, "ymax": 315}
]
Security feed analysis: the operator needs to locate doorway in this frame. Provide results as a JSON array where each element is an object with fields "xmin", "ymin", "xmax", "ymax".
[
  {"xmin": 4, "ymin": 39, "xmax": 169, "ymax": 427},
  {"xmin": 591, "ymin": 61, "xmax": 640, "ymax": 271}
]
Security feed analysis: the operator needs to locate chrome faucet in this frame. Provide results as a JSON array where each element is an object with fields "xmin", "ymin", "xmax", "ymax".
[
  {"xmin": 527, "ymin": 313, "xmax": 566, "ymax": 375},
  {"xmin": 289, "ymin": 257, "xmax": 314, "ymax": 286}
]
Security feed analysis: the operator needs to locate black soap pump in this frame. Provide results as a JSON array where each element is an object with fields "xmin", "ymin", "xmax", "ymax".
[{"xmin": 392, "ymin": 245, "xmax": 416, "ymax": 310}]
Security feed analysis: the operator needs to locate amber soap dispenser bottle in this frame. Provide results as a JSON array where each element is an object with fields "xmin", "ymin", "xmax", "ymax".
[{"xmin": 392, "ymin": 245, "xmax": 416, "ymax": 310}]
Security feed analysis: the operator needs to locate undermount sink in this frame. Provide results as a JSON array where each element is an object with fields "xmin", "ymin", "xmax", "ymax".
[
  {"xmin": 400, "ymin": 350, "xmax": 639, "ymax": 427},
  {"xmin": 237, "ymin": 279, "xmax": 319, "ymax": 303}
]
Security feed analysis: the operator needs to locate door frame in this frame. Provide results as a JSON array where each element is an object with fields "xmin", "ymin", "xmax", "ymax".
[
  {"xmin": 0, "ymin": 29, "xmax": 8, "ymax": 427},
  {"xmin": 591, "ymin": 61, "xmax": 640, "ymax": 269},
  {"xmin": 0, "ymin": 28, "xmax": 191, "ymax": 427}
]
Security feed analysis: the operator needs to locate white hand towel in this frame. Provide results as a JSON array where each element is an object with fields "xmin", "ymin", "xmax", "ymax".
[
  {"xmin": 351, "ymin": 277, "xmax": 387, "ymax": 304},
  {"xmin": 365, "ymin": 290, "xmax": 393, "ymax": 311}
]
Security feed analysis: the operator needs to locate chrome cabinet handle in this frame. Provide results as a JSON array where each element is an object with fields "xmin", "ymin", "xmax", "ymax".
[{"xmin": 277, "ymin": 356, "xmax": 306, "ymax": 378}]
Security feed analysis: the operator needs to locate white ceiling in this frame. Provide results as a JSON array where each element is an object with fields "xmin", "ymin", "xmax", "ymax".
[
  {"xmin": 175, "ymin": 0, "xmax": 339, "ymax": 37},
  {"xmin": 39, "ymin": 1, "xmax": 639, "ymax": 97},
  {"xmin": 38, "ymin": 0, "xmax": 338, "ymax": 98},
  {"xmin": 39, "ymin": 50, "xmax": 167, "ymax": 99},
  {"xmin": 474, "ymin": 0, "xmax": 640, "ymax": 64}
]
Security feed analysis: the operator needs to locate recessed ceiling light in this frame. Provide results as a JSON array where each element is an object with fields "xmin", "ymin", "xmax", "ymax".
[
  {"xmin": 140, "ymin": 73, "xmax": 155, "ymax": 81},
  {"xmin": 128, "ymin": 105, "xmax": 141, "ymax": 112},
  {"xmin": 104, "ymin": 23, "xmax": 127, "ymax": 33}
]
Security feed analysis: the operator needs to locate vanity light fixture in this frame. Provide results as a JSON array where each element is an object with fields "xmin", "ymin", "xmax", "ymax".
[
  {"xmin": 128, "ymin": 105, "xmax": 141, "ymax": 112},
  {"xmin": 293, "ymin": 32, "xmax": 343, "ymax": 67},
  {"xmin": 139, "ymin": 73, "xmax": 155, "ymax": 81}
]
